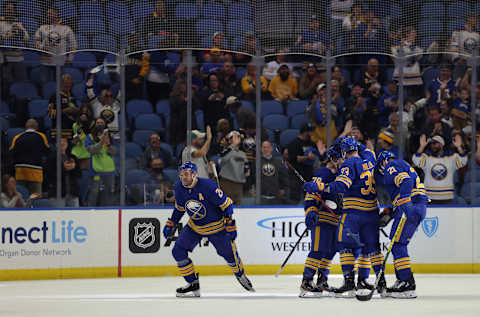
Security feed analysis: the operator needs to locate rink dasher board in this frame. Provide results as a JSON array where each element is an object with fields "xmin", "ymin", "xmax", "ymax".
[{"xmin": 0, "ymin": 207, "xmax": 478, "ymax": 280}]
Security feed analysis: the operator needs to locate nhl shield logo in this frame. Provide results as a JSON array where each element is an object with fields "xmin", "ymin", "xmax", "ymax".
[
  {"xmin": 129, "ymin": 218, "xmax": 160, "ymax": 253},
  {"xmin": 422, "ymin": 217, "xmax": 438, "ymax": 238},
  {"xmin": 134, "ymin": 222, "xmax": 155, "ymax": 249}
]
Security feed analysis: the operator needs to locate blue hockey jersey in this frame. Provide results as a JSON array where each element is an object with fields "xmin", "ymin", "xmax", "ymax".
[
  {"xmin": 381, "ymin": 159, "xmax": 428, "ymax": 207},
  {"xmin": 428, "ymin": 78, "xmax": 456, "ymax": 106},
  {"xmin": 328, "ymin": 155, "xmax": 378, "ymax": 213},
  {"xmin": 173, "ymin": 178, "xmax": 233, "ymax": 235},
  {"xmin": 305, "ymin": 167, "xmax": 341, "ymax": 226}
]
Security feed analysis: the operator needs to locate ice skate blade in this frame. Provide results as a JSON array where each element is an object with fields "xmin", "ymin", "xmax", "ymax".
[
  {"xmin": 334, "ymin": 290, "xmax": 355, "ymax": 298},
  {"xmin": 299, "ymin": 290, "xmax": 323, "ymax": 298},
  {"xmin": 356, "ymin": 288, "xmax": 372, "ymax": 297},
  {"xmin": 391, "ymin": 290, "xmax": 416, "ymax": 299},
  {"xmin": 176, "ymin": 290, "xmax": 200, "ymax": 298}
]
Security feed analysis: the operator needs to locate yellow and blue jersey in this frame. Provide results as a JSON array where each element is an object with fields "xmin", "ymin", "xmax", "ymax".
[
  {"xmin": 382, "ymin": 159, "xmax": 428, "ymax": 207},
  {"xmin": 304, "ymin": 167, "xmax": 340, "ymax": 226},
  {"xmin": 328, "ymin": 156, "xmax": 378, "ymax": 213},
  {"xmin": 174, "ymin": 178, "xmax": 233, "ymax": 235}
]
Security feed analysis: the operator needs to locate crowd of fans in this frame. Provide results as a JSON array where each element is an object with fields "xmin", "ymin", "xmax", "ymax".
[{"xmin": 0, "ymin": 0, "xmax": 479, "ymax": 208}]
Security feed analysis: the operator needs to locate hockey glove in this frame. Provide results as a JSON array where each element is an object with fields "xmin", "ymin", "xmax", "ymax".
[
  {"xmin": 162, "ymin": 219, "xmax": 176, "ymax": 239},
  {"xmin": 379, "ymin": 207, "xmax": 393, "ymax": 228},
  {"xmin": 305, "ymin": 210, "xmax": 319, "ymax": 229},
  {"xmin": 302, "ymin": 180, "xmax": 325, "ymax": 194},
  {"xmin": 225, "ymin": 219, "xmax": 237, "ymax": 240}
]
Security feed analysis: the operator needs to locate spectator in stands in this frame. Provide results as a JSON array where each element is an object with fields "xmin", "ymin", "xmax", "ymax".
[
  {"xmin": 296, "ymin": 15, "xmax": 328, "ymax": 55},
  {"xmin": 391, "ymin": 26, "xmax": 423, "ymax": 99},
  {"xmin": 268, "ymin": 64, "xmax": 298, "ymax": 105},
  {"xmin": 35, "ymin": 6, "xmax": 76, "ymax": 65},
  {"xmin": 343, "ymin": 82, "xmax": 366, "ymax": 126},
  {"xmin": 234, "ymin": 32, "xmax": 257, "ymax": 64},
  {"xmin": 332, "ymin": 66, "xmax": 350, "ymax": 97},
  {"xmin": 342, "ymin": 2, "xmax": 363, "ymax": 32},
  {"xmin": 355, "ymin": 7, "xmax": 387, "ymax": 63},
  {"xmin": 299, "ymin": 63, "xmax": 323, "ymax": 100},
  {"xmin": 308, "ymin": 83, "xmax": 337, "ymax": 144},
  {"xmin": 385, "ymin": 112, "xmax": 409, "ymax": 154},
  {"xmin": 201, "ymin": 48, "xmax": 223, "ymax": 78},
  {"xmin": 241, "ymin": 62, "xmax": 268, "ymax": 101},
  {"xmin": 0, "ymin": 1, "xmax": 28, "ymax": 84},
  {"xmin": 439, "ymin": 99, "xmax": 454, "ymax": 129},
  {"xmin": 181, "ymin": 127, "xmax": 212, "ymax": 179},
  {"xmin": 426, "ymin": 63, "xmax": 456, "ymax": 108},
  {"xmin": 1, "ymin": 174, "xmax": 26, "ymax": 208},
  {"xmin": 125, "ymin": 32, "xmax": 150, "ymax": 100},
  {"xmin": 260, "ymin": 140, "xmax": 288, "ymax": 205},
  {"xmin": 331, "ymin": 0, "xmax": 353, "ymax": 26},
  {"xmin": 146, "ymin": 49, "xmax": 175, "ymax": 104},
  {"xmin": 412, "ymin": 134, "xmax": 467, "ymax": 204},
  {"xmin": 376, "ymin": 129, "xmax": 402, "ymax": 158},
  {"xmin": 148, "ymin": 157, "xmax": 171, "ymax": 185},
  {"xmin": 202, "ymin": 32, "xmax": 227, "ymax": 62},
  {"xmin": 140, "ymin": 132, "xmax": 172, "ymax": 169},
  {"xmin": 451, "ymin": 88, "xmax": 471, "ymax": 131},
  {"xmin": 86, "ymin": 74, "xmax": 120, "ymax": 140},
  {"xmin": 71, "ymin": 106, "xmax": 94, "ymax": 170},
  {"xmin": 153, "ymin": 181, "xmax": 175, "ymax": 205},
  {"xmin": 377, "ymin": 80, "xmax": 399, "ymax": 127},
  {"xmin": 449, "ymin": 14, "xmax": 479, "ymax": 79},
  {"xmin": 218, "ymin": 61, "xmax": 241, "ymax": 98},
  {"xmin": 263, "ymin": 48, "xmax": 294, "ymax": 81},
  {"xmin": 46, "ymin": 136, "xmax": 80, "ymax": 207},
  {"xmin": 174, "ymin": 51, "xmax": 203, "ymax": 91},
  {"xmin": 9, "ymin": 119, "xmax": 50, "ymax": 196},
  {"xmin": 143, "ymin": 0, "xmax": 177, "ymax": 45},
  {"xmin": 210, "ymin": 118, "xmax": 231, "ymax": 157},
  {"xmin": 423, "ymin": 105, "xmax": 453, "ymax": 146},
  {"xmin": 359, "ymin": 58, "xmax": 385, "ymax": 92},
  {"xmin": 287, "ymin": 123, "xmax": 316, "ymax": 202},
  {"xmin": 201, "ymin": 73, "xmax": 229, "ymax": 131},
  {"xmin": 48, "ymin": 73, "xmax": 79, "ymax": 139},
  {"xmin": 86, "ymin": 117, "xmax": 117, "ymax": 206},
  {"xmin": 331, "ymin": 79, "xmax": 346, "ymax": 128},
  {"xmin": 226, "ymin": 96, "xmax": 253, "ymax": 130},
  {"xmin": 427, "ymin": 36, "xmax": 453, "ymax": 66},
  {"xmin": 219, "ymin": 130, "xmax": 248, "ymax": 205}
]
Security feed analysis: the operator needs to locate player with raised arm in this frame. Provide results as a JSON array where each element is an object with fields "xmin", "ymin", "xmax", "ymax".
[
  {"xmin": 376, "ymin": 151, "xmax": 428, "ymax": 298},
  {"xmin": 162, "ymin": 162, "xmax": 254, "ymax": 297},
  {"xmin": 303, "ymin": 137, "xmax": 385, "ymax": 298},
  {"xmin": 300, "ymin": 143, "xmax": 343, "ymax": 297}
]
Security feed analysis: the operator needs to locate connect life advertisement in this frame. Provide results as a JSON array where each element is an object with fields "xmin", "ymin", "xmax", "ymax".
[{"xmin": 0, "ymin": 211, "xmax": 117, "ymax": 269}]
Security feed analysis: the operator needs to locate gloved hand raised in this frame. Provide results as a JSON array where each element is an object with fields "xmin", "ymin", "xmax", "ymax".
[
  {"xmin": 302, "ymin": 180, "xmax": 325, "ymax": 194},
  {"xmin": 225, "ymin": 219, "xmax": 237, "ymax": 240},
  {"xmin": 305, "ymin": 211, "xmax": 319, "ymax": 229},
  {"xmin": 162, "ymin": 219, "xmax": 176, "ymax": 239}
]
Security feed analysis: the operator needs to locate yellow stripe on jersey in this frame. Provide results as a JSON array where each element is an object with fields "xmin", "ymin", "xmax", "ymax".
[
  {"xmin": 219, "ymin": 197, "xmax": 233, "ymax": 211},
  {"xmin": 395, "ymin": 197, "xmax": 412, "ymax": 206},
  {"xmin": 188, "ymin": 219, "xmax": 225, "ymax": 235},
  {"xmin": 174, "ymin": 201, "xmax": 185, "ymax": 212},
  {"xmin": 305, "ymin": 206, "xmax": 319, "ymax": 216},
  {"xmin": 343, "ymin": 197, "xmax": 378, "ymax": 211},
  {"xmin": 335, "ymin": 175, "xmax": 352, "ymax": 187},
  {"xmin": 338, "ymin": 214, "xmax": 347, "ymax": 242},
  {"xmin": 305, "ymin": 193, "xmax": 325, "ymax": 202},
  {"xmin": 317, "ymin": 213, "xmax": 340, "ymax": 226},
  {"xmin": 394, "ymin": 218, "xmax": 407, "ymax": 243},
  {"xmin": 394, "ymin": 172, "xmax": 410, "ymax": 187},
  {"xmin": 314, "ymin": 226, "xmax": 320, "ymax": 251}
]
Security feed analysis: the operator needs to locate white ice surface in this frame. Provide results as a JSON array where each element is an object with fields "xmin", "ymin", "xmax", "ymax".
[{"xmin": 0, "ymin": 274, "xmax": 479, "ymax": 317}]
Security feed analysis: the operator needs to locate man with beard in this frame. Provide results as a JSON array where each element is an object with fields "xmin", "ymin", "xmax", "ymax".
[
  {"xmin": 260, "ymin": 141, "xmax": 288, "ymax": 205},
  {"xmin": 219, "ymin": 61, "xmax": 241, "ymax": 98},
  {"xmin": 268, "ymin": 64, "xmax": 298, "ymax": 105},
  {"xmin": 412, "ymin": 134, "xmax": 467, "ymax": 204},
  {"xmin": 181, "ymin": 128, "xmax": 212, "ymax": 179},
  {"xmin": 299, "ymin": 63, "xmax": 323, "ymax": 100}
]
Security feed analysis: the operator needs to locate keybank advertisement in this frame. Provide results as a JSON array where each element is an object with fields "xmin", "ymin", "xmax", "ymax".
[{"xmin": 0, "ymin": 211, "xmax": 117, "ymax": 269}]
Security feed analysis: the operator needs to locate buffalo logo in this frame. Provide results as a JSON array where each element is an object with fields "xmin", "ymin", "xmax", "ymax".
[
  {"xmin": 262, "ymin": 163, "xmax": 275, "ymax": 177},
  {"xmin": 431, "ymin": 163, "xmax": 447, "ymax": 181},
  {"xmin": 422, "ymin": 217, "xmax": 438, "ymax": 238},
  {"xmin": 464, "ymin": 38, "xmax": 478, "ymax": 54},
  {"xmin": 100, "ymin": 108, "xmax": 115, "ymax": 124},
  {"xmin": 185, "ymin": 200, "xmax": 206, "ymax": 220},
  {"xmin": 129, "ymin": 218, "xmax": 160, "ymax": 253}
]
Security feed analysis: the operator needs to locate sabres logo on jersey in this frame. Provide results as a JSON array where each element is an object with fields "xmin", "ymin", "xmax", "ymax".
[
  {"xmin": 262, "ymin": 163, "xmax": 275, "ymax": 177},
  {"xmin": 431, "ymin": 163, "xmax": 448, "ymax": 181},
  {"xmin": 185, "ymin": 200, "xmax": 207, "ymax": 220}
]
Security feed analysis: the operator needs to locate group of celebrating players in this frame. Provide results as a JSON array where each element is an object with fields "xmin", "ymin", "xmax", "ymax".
[{"xmin": 161, "ymin": 135, "xmax": 426, "ymax": 300}]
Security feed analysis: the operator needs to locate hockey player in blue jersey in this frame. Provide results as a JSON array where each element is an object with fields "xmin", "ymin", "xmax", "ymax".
[
  {"xmin": 300, "ymin": 144, "xmax": 342, "ymax": 297},
  {"xmin": 376, "ymin": 151, "xmax": 428, "ymax": 298},
  {"xmin": 303, "ymin": 137, "xmax": 385, "ymax": 298},
  {"xmin": 162, "ymin": 162, "xmax": 254, "ymax": 297}
]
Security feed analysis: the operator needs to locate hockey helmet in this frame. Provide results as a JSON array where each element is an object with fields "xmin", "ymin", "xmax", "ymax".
[
  {"xmin": 340, "ymin": 137, "xmax": 358, "ymax": 158},
  {"xmin": 376, "ymin": 150, "xmax": 396, "ymax": 175}
]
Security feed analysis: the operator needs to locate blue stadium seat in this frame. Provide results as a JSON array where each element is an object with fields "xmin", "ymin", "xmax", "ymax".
[
  {"xmin": 195, "ymin": 109, "xmax": 204, "ymax": 130},
  {"xmin": 477, "ymin": 3, "xmax": 480, "ymax": 16},
  {"xmin": 127, "ymin": 99, "xmax": 154, "ymax": 122},
  {"xmin": 110, "ymin": 18, "xmax": 135, "ymax": 37},
  {"xmin": 264, "ymin": 128, "xmax": 275, "ymax": 142},
  {"xmin": 32, "ymin": 199, "xmax": 51, "ymax": 208},
  {"xmin": 16, "ymin": 184, "xmax": 29, "ymax": 201},
  {"xmin": 106, "ymin": 1, "xmax": 130, "ymax": 20},
  {"xmin": 176, "ymin": 143, "xmax": 185, "ymax": 159},
  {"xmin": 235, "ymin": 66, "xmax": 246, "ymax": 79},
  {"xmin": 385, "ymin": 67, "xmax": 395, "ymax": 83},
  {"xmin": 390, "ymin": 3, "xmax": 402, "ymax": 18},
  {"xmin": 126, "ymin": 142, "xmax": 143, "ymax": 159},
  {"xmin": 126, "ymin": 169, "xmax": 151, "ymax": 200},
  {"xmin": 19, "ymin": 17, "xmax": 38, "ymax": 36},
  {"xmin": 448, "ymin": 19, "xmax": 466, "ymax": 35},
  {"xmin": 28, "ymin": 99, "xmax": 49, "ymax": 118},
  {"xmin": 463, "ymin": 166, "xmax": 480, "ymax": 184},
  {"xmin": 175, "ymin": 3, "xmax": 200, "ymax": 19},
  {"xmin": 163, "ymin": 169, "xmax": 178, "ymax": 184},
  {"xmin": 132, "ymin": 1, "xmax": 154, "ymax": 20},
  {"xmin": 10, "ymin": 82, "xmax": 38, "ymax": 100},
  {"xmin": 0, "ymin": 100, "xmax": 10, "ymax": 115},
  {"xmin": 290, "ymin": 113, "xmax": 310, "ymax": 129},
  {"xmin": 287, "ymin": 100, "xmax": 308, "ymax": 117},
  {"xmin": 0, "ymin": 117, "xmax": 9, "ymax": 132},
  {"xmin": 73, "ymin": 52, "xmax": 97, "ymax": 69},
  {"xmin": 263, "ymin": 114, "xmax": 289, "ymax": 131},
  {"xmin": 167, "ymin": 52, "xmax": 181, "ymax": 66},
  {"xmin": 42, "ymin": 82, "xmax": 56, "ymax": 100},
  {"xmin": 23, "ymin": 51, "xmax": 40, "ymax": 68},
  {"xmin": 228, "ymin": 2, "xmax": 252, "ymax": 20},
  {"xmin": 92, "ymin": 34, "xmax": 118, "ymax": 52},
  {"xmin": 159, "ymin": 142, "xmax": 174, "ymax": 161},
  {"xmin": 261, "ymin": 100, "xmax": 283, "ymax": 117},
  {"xmin": 447, "ymin": 2, "xmax": 469, "ymax": 18},
  {"xmin": 240, "ymin": 100, "xmax": 254, "ymax": 112},
  {"xmin": 78, "ymin": 18, "xmax": 106, "ymax": 35},
  {"xmin": 63, "ymin": 67, "xmax": 84, "ymax": 84},
  {"xmin": 135, "ymin": 113, "xmax": 164, "ymax": 132},
  {"xmin": 422, "ymin": 67, "xmax": 440, "ymax": 91},
  {"xmin": 279, "ymin": 129, "xmax": 299, "ymax": 148},
  {"xmin": 419, "ymin": 19, "xmax": 443, "ymax": 48},
  {"xmin": 156, "ymin": 99, "xmax": 170, "ymax": 117},
  {"xmin": 148, "ymin": 35, "xmax": 168, "ymax": 48},
  {"xmin": 203, "ymin": 2, "xmax": 226, "ymax": 20},
  {"xmin": 17, "ymin": 0, "xmax": 41, "ymax": 17},
  {"xmin": 132, "ymin": 130, "xmax": 155, "ymax": 148},
  {"xmin": 7, "ymin": 128, "xmax": 24, "ymax": 146},
  {"xmin": 30, "ymin": 66, "xmax": 53, "ymax": 86},
  {"xmin": 56, "ymin": 1, "xmax": 77, "ymax": 21},
  {"xmin": 80, "ymin": 1, "xmax": 104, "ymax": 17},
  {"xmin": 421, "ymin": 2, "xmax": 444, "ymax": 17},
  {"xmin": 76, "ymin": 35, "xmax": 90, "ymax": 50},
  {"xmin": 72, "ymin": 82, "xmax": 87, "ymax": 101},
  {"xmin": 227, "ymin": 19, "xmax": 254, "ymax": 38},
  {"xmin": 195, "ymin": 19, "xmax": 224, "ymax": 37},
  {"xmin": 460, "ymin": 182, "xmax": 480, "ymax": 204}
]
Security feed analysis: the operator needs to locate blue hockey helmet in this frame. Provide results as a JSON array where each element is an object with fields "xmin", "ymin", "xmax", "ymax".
[
  {"xmin": 179, "ymin": 161, "xmax": 198, "ymax": 174},
  {"xmin": 340, "ymin": 137, "xmax": 358, "ymax": 158},
  {"xmin": 327, "ymin": 144, "xmax": 341, "ymax": 161},
  {"xmin": 178, "ymin": 161, "xmax": 198, "ymax": 188},
  {"xmin": 376, "ymin": 150, "xmax": 396, "ymax": 175}
]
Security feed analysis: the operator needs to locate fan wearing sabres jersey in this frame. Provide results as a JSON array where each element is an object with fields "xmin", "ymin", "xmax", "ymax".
[
  {"xmin": 300, "ymin": 144, "xmax": 342, "ymax": 297},
  {"xmin": 162, "ymin": 162, "xmax": 254, "ymax": 297},
  {"xmin": 376, "ymin": 151, "xmax": 428, "ymax": 299}
]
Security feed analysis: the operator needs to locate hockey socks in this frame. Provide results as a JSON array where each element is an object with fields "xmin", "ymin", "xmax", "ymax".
[
  {"xmin": 177, "ymin": 259, "xmax": 197, "ymax": 283},
  {"xmin": 370, "ymin": 252, "xmax": 385, "ymax": 275},
  {"xmin": 339, "ymin": 251, "xmax": 355, "ymax": 275},
  {"xmin": 357, "ymin": 255, "xmax": 371, "ymax": 280}
]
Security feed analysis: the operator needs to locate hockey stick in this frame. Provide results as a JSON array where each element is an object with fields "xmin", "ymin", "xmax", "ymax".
[
  {"xmin": 275, "ymin": 227, "xmax": 309, "ymax": 277},
  {"xmin": 356, "ymin": 216, "xmax": 406, "ymax": 301}
]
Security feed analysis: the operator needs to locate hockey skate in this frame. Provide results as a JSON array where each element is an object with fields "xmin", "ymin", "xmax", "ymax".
[
  {"xmin": 356, "ymin": 278, "xmax": 374, "ymax": 297},
  {"xmin": 236, "ymin": 273, "xmax": 255, "ymax": 292},
  {"xmin": 316, "ymin": 272, "xmax": 332, "ymax": 295},
  {"xmin": 176, "ymin": 275, "xmax": 200, "ymax": 298},
  {"xmin": 299, "ymin": 278, "xmax": 323, "ymax": 298},
  {"xmin": 386, "ymin": 276, "xmax": 417, "ymax": 299},
  {"xmin": 376, "ymin": 273, "xmax": 387, "ymax": 297},
  {"xmin": 333, "ymin": 272, "xmax": 356, "ymax": 298}
]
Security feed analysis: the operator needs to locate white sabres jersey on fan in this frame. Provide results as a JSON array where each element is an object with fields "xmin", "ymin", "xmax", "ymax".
[
  {"xmin": 412, "ymin": 151, "xmax": 467, "ymax": 201},
  {"xmin": 34, "ymin": 23, "xmax": 76, "ymax": 64}
]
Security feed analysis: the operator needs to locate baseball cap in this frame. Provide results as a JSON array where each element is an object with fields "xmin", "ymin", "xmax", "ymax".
[
  {"xmin": 191, "ymin": 130, "xmax": 206, "ymax": 140},
  {"xmin": 429, "ymin": 135, "xmax": 445, "ymax": 146},
  {"xmin": 213, "ymin": 31, "xmax": 223, "ymax": 38},
  {"xmin": 226, "ymin": 96, "xmax": 240, "ymax": 105},
  {"xmin": 278, "ymin": 63, "xmax": 289, "ymax": 72},
  {"xmin": 210, "ymin": 48, "xmax": 221, "ymax": 55},
  {"xmin": 316, "ymin": 83, "xmax": 326, "ymax": 92},
  {"xmin": 378, "ymin": 130, "xmax": 394, "ymax": 144}
]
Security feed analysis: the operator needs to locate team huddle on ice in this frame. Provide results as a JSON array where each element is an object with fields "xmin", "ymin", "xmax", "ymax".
[{"xmin": 162, "ymin": 136, "xmax": 427, "ymax": 299}]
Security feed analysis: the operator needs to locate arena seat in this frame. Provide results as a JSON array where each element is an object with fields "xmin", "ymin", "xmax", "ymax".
[
  {"xmin": 260, "ymin": 100, "xmax": 283, "ymax": 117},
  {"xmin": 228, "ymin": 2, "xmax": 253, "ymax": 20},
  {"xmin": 263, "ymin": 114, "xmax": 289, "ymax": 131},
  {"xmin": 279, "ymin": 129, "xmax": 299, "ymax": 148},
  {"xmin": 79, "ymin": 1, "xmax": 104, "ymax": 17},
  {"xmin": 175, "ymin": 3, "xmax": 200, "ymax": 19},
  {"xmin": 10, "ymin": 82, "xmax": 39, "ymax": 100},
  {"xmin": 42, "ymin": 82, "xmax": 57, "ymax": 100},
  {"xmin": 135, "ymin": 114, "xmax": 164, "ymax": 132},
  {"xmin": 290, "ymin": 113, "xmax": 309, "ymax": 129},
  {"xmin": 203, "ymin": 2, "xmax": 226, "ymax": 20},
  {"xmin": 132, "ymin": 129, "xmax": 156, "ymax": 148},
  {"xmin": 196, "ymin": 19, "xmax": 224, "ymax": 37},
  {"xmin": 28, "ymin": 99, "xmax": 49, "ymax": 118},
  {"xmin": 287, "ymin": 100, "xmax": 308, "ymax": 117}
]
